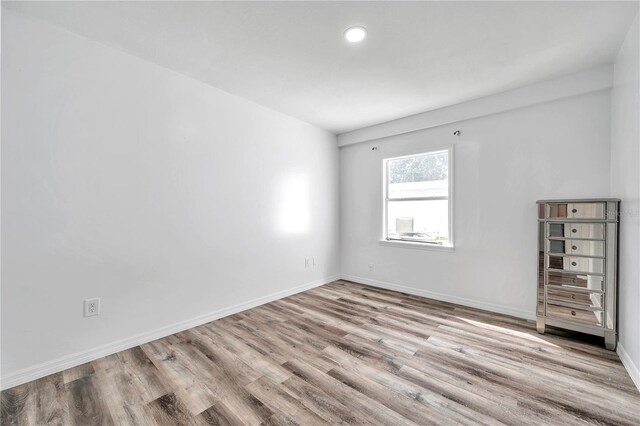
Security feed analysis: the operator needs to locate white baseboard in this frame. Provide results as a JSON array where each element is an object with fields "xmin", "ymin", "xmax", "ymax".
[
  {"xmin": 0, "ymin": 275, "xmax": 338, "ymax": 391},
  {"xmin": 7, "ymin": 273, "xmax": 636, "ymax": 394},
  {"xmin": 617, "ymin": 342, "xmax": 640, "ymax": 392},
  {"xmin": 339, "ymin": 274, "xmax": 536, "ymax": 321}
]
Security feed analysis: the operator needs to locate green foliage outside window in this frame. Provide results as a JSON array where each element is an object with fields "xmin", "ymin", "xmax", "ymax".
[{"xmin": 389, "ymin": 152, "xmax": 448, "ymax": 184}]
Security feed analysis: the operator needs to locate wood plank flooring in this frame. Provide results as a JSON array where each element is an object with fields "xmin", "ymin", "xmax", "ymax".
[{"xmin": 2, "ymin": 280, "xmax": 639, "ymax": 425}]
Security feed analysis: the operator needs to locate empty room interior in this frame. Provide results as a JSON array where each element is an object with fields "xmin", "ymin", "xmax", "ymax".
[{"xmin": 2, "ymin": 1, "xmax": 640, "ymax": 424}]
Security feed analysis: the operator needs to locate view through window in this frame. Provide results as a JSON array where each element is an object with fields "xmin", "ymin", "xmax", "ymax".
[{"xmin": 384, "ymin": 149, "xmax": 452, "ymax": 246}]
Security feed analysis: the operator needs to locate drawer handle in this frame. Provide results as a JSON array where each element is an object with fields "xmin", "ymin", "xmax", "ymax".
[
  {"xmin": 571, "ymin": 294, "xmax": 576, "ymax": 299},
  {"xmin": 571, "ymin": 261, "xmax": 577, "ymax": 266},
  {"xmin": 572, "ymin": 245, "xmax": 578, "ymax": 250},
  {"xmin": 572, "ymin": 228, "xmax": 578, "ymax": 233},
  {"xmin": 572, "ymin": 208, "xmax": 578, "ymax": 213},
  {"xmin": 571, "ymin": 310, "xmax": 577, "ymax": 316}
]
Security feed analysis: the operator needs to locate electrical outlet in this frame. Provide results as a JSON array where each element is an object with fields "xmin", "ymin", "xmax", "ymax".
[
  {"xmin": 312, "ymin": 257, "xmax": 317, "ymax": 267},
  {"xmin": 305, "ymin": 258, "xmax": 310, "ymax": 268},
  {"xmin": 84, "ymin": 298, "xmax": 100, "ymax": 317},
  {"xmin": 368, "ymin": 263, "xmax": 375, "ymax": 272}
]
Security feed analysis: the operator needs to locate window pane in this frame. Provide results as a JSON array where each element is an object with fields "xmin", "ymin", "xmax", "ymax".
[
  {"xmin": 388, "ymin": 151, "xmax": 448, "ymax": 199},
  {"xmin": 387, "ymin": 199, "xmax": 449, "ymax": 243}
]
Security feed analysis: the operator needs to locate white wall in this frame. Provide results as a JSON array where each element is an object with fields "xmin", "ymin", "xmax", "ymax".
[
  {"xmin": 1, "ymin": 8, "xmax": 339, "ymax": 385},
  {"xmin": 611, "ymin": 12, "xmax": 640, "ymax": 387},
  {"xmin": 340, "ymin": 89, "xmax": 612, "ymax": 318},
  {"xmin": 337, "ymin": 66, "xmax": 614, "ymax": 147}
]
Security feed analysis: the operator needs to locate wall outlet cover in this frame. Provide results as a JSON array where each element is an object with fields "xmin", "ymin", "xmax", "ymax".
[{"xmin": 84, "ymin": 298, "xmax": 100, "ymax": 317}]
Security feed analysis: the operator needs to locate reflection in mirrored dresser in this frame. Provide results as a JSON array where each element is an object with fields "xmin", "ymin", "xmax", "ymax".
[{"xmin": 536, "ymin": 199, "xmax": 620, "ymax": 350}]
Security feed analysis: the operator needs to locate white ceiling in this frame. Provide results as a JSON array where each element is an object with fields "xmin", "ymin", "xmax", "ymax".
[{"xmin": 5, "ymin": 1, "xmax": 638, "ymax": 134}]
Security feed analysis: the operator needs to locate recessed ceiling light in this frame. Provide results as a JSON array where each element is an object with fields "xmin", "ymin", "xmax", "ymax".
[{"xmin": 344, "ymin": 26, "xmax": 367, "ymax": 43}]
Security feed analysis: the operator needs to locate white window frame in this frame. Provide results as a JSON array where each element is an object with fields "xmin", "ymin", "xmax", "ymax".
[{"xmin": 380, "ymin": 146, "xmax": 454, "ymax": 252}]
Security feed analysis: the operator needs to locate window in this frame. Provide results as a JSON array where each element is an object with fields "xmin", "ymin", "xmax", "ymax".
[{"xmin": 383, "ymin": 148, "xmax": 453, "ymax": 247}]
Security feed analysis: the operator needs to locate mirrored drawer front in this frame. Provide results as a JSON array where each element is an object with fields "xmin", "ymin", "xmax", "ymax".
[
  {"xmin": 547, "ymin": 203, "xmax": 605, "ymax": 219},
  {"xmin": 547, "ymin": 239, "xmax": 604, "ymax": 257},
  {"xmin": 547, "ymin": 287, "xmax": 603, "ymax": 309},
  {"xmin": 547, "ymin": 223, "xmax": 604, "ymax": 240},
  {"xmin": 546, "ymin": 303, "xmax": 603, "ymax": 327},
  {"xmin": 547, "ymin": 271, "xmax": 604, "ymax": 291},
  {"xmin": 547, "ymin": 255, "xmax": 604, "ymax": 274}
]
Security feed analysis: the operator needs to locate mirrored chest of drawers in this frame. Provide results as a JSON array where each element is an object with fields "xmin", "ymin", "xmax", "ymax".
[{"xmin": 536, "ymin": 199, "xmax": 620, "ymax": 350}]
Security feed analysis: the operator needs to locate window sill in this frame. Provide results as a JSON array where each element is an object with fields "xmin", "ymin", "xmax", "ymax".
[{"xmin": 379, "ymin": 239, "xmax": 455, "ymax": 252}]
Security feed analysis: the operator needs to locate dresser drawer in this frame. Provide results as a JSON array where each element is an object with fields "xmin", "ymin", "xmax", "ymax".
[
  {"xmin": 547, "ymin": 203, "xmax": 605, "ymax": 219},
  {"xmin": 547, "ymin": 271, "xmax": 604, "ymax": 291},
  {"xmin": 547, "ymin": 223, "xmax": 604, "ymax": 240},
  {"xmin": 547, "ymin": 287, "xmax": 603, "ymax": 309},
  {"xmin": 547, "ymin": 239, "xmax": 604, "ymax": 257},
  {"xmin": 547, "ymin": 255, "xmax": 604, "ymax": 274},
  {"xmin": 546, "ymin": 303, "xmax": 603, "ymax": 326}
]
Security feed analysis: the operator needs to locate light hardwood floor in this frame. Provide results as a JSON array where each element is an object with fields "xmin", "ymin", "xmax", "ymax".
[{"xmin": 2, "ymin": 280, "xmax": 639, "ymax": 425}]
